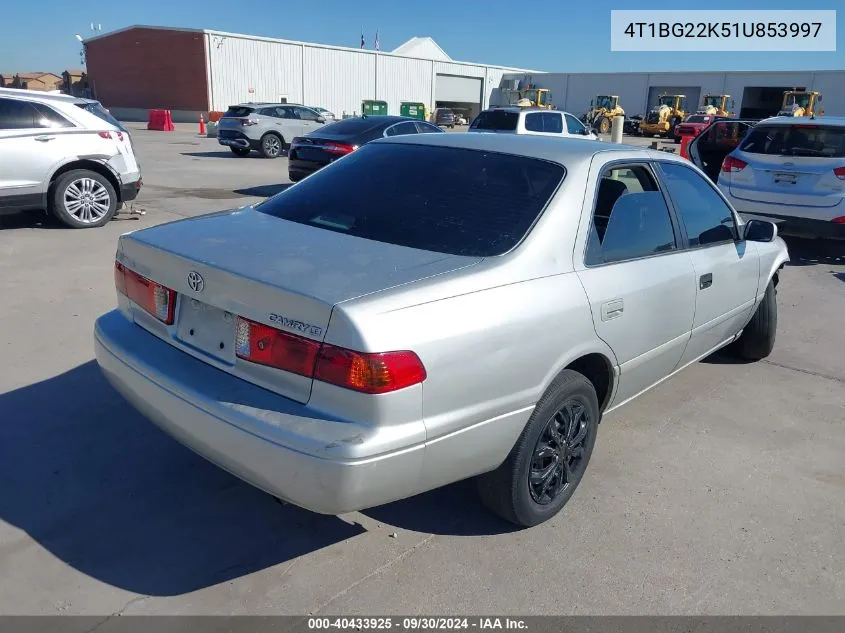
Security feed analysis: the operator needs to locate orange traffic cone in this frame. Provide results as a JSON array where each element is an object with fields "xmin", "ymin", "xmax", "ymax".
[{"xmin": 199, "ymin": 114, "xmax": 206, "ymax": 135}]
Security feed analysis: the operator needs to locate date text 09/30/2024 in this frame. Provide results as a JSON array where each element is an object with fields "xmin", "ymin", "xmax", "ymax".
[{"xmin": 307, "ymin": 617, "xmax": 528, "ymax": 630}]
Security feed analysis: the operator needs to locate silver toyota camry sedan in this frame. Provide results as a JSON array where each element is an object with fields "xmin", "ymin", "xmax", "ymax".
[{"xmin": 94, "ymin": 133, "xmax": 789, "ymax": 527}]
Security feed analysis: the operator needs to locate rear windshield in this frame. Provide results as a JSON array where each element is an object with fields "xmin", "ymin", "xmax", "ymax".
[
  {"xmin": 316, "ymin": 118, "xmax": 383, "ymax": 135},
  {"xmin": 686, "ymin": 115, "xmax": 708, "ymax": 123},
  {"xmin": 75, "ymin": 101, "xmax": 124, "ymax": 130},
  {"xmin": 740, "ymin": 124, "xmax": 845, "ymax": 158},
  {"xmin": 470, "ymin": 111, "xmax": 519, "ymax": 131},
  {"xmin": 224, "ymin": 106, "xmax": 255, "ymax": 118},
  {"xmin": 257, "ymin": 143, "xmax": 565, "ymax": 257}
]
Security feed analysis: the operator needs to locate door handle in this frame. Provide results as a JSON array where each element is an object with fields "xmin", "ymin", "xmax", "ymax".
[
  {"xmin": 700, "ymin": 273, "xmax": 713, "ymax": 289},
  {"xmin": 34, "ymin": 135, "xmax": 55, "ymax": 142},
  {"xmin": 600, "ymin": 299, "xmax": 624, "ymax": 321}
]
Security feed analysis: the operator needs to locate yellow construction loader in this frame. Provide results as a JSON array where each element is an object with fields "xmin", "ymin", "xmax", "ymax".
[
  {"xmin": 584, "ymin": 95, "xmax": 624, "ymax": 134},
  {"xmin": 778, "ymin": 90, "xmax": 823, "ymax": 117},
  {"xmin": 697, "ymin": 94, "xmax": 733, "ymax": 117},
  {"xmin": 499, "ymin": 85, "xmax": 554, "ymax": 109},
  {"xmin": 639, "ymin": 94, "xmax": 687, "ymax": 137}
]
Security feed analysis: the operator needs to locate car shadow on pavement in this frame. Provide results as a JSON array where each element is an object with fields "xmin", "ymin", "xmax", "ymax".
[
  {"xmin": 781, "ymin": 236, "xmax": 845, "ymax": 267},
  {"xmin": 362, "ymin": 481, "xmax": 520, "ymax": 537},
  {"xmin": 0, "ymin": 211, "xmax": 64, "ymax": 231},
  {"xmin": 0, "ymin": 361, "xmax": 365, "ymax": 597},
  {"xmin": 233, "ymin": 184, "xmax": 292, "ymax": 198},
  {"xmin": 180, "ymin": 151, "xmax": 245, "ymax": 159}
]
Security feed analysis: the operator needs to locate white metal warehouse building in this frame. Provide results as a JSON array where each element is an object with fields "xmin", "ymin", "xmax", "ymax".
[
  {"xmin": 493, "ymin": 70, "xmax": 845, "ymax": 120},
  {"xmin": 84, "ymin": 26, "xmax": 535, "ymax": 121}
]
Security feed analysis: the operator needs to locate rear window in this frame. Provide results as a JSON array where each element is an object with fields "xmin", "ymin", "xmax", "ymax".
[
  {"xmin": 317, "ymin": 118, "xmax": 384, "ymax": 135},
  {"xmin": 75, "ymin": 101, "xmax": 123, "ymax": 130},
  {"xmin": 224, "ymin": 106, "xmax": 255, "ymax": 118},
  {"xmin": 257, "ymin": 143, "xmax": 565, "ymax": 257},
  {"xmin": 740, "ymin": 124, "xmax": 845, "ymax": 158},
  {"xmin": 686, "ymin": 115, "xmax": 708, "ymax": 123},
  {"xmin": 470, "ymin": 111, "xmax": 519, "ymax": 131}
]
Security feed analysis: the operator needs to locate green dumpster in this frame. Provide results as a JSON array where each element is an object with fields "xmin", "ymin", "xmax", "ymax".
[
  {"xmin": 362, "ymin": 100, "xmax": 388, "ymax": 116},
  {"xmin": 400, "ymin": 101, "xmax": 426, "ymax": 120}
]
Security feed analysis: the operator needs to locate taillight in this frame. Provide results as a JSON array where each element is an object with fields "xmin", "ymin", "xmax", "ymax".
[
  {"xmin": 832, "ymin": 217, "xmax": 845, "ymax": 224},
  {"xmin": 236, "ymin": 317, "xmax": 320, "ymax": 377},
  {"xmin": 115, "ymin": 131, "xmax": 124, "ymax": 141},
  {"xmin": 241, "ymin": 118, "xmax": 258, "ymax": 126},
  {"xmin": 235, "ymin": 316, "xmax": 426, "ymax": 393},
  {"xmin": 98, "ymin": 131, "xmax": 111, "ymax": 139},
  {"xmin": 114, "ymin": 261, "xmax": 176, "ymax": 325},
  {"xmin": 721, "ymin": 155, "xmax": 747, "ymax": 173},
  {"xmin": 324, "ymin": 142, "xmax": 356, "ymax": 155},
  {"xmin": 834, "ymin": 167, "xmax": 845, "ymax": 180},
  {"xmin": 314, "ymin": 345, "xmax": 426, "ymax": 394}
]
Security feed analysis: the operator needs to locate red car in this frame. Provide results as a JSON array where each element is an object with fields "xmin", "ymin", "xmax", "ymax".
[{"xmin": 673, "ymin": 114, "xmax": 714, "ymax": 143}]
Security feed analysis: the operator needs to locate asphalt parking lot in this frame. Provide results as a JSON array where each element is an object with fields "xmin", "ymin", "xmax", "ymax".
[{"xmin": 1, "ymin": 124, "xmax": 843, "ymax": 617}]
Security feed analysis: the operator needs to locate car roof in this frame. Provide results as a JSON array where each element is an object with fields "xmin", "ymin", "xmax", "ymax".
[
  {"xmin": 0, "ymin": 87, "xmax": 77, "ymax": 102},
  {"xmin": 375, "ymin": 130, "xmax": 639, "ymax": 163},
  {"xmin": 233, "ymin": 102, "xmax": 305, "ymax": 108},
  {"xmin": 484, "ymin": 107, "xmax": 576, "ymax": 116},
  {"xmin": 756, "ymin": 116, "xmax": 845, "ymax": 127}
]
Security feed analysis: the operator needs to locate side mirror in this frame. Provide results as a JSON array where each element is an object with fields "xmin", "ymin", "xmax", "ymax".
[
  {"xmin": 316, "ymin": 117, "xmax": 326, "ymax": 124},
  {"xmin": 743, "ymin": 219, "xmax": 777, "ymax": 242}
]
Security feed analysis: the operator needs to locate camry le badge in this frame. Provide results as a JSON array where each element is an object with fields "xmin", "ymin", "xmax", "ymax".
[{"xmin": 187, "ymin": 271, "xmax": 204, "ymax": 292}]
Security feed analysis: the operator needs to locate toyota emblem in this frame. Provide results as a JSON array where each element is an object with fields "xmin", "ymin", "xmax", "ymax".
[{"xmin": 187, "ymin": 271, "xmax": 204, "ymax": 292}]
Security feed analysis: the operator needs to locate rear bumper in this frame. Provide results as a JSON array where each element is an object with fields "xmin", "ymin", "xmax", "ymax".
[
  {"xmin": 288, "ymin": 157, "xmax": 327, "ymax": 179},
  {"xmin": 218, "ymin": 131, "xmax": 258, "ymax": 150},
  {"xmin": 722, "ymin": 189, "xmax": 845, "ymax": 239},
  {"xmin": 120, "ymin": 178, "xmax": 142, "ymax": 202},
  {"xmin": 94, "ymin": 310, "xmax": 427, "ymax": 515}
]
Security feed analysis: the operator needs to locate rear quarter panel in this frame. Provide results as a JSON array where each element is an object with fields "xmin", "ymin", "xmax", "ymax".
[{"xmin": 329, "ymin": 263, "xmax": 615, "ymax": 492}]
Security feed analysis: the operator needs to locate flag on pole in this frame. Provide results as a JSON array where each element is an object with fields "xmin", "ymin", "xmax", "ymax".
[
  {"xmin": 375, "ymin": 30, "xmax": 379, "ymax": 51},
  {"xmin": 360, "ymin": 28, "xmax": 365, "ymax": 49}
]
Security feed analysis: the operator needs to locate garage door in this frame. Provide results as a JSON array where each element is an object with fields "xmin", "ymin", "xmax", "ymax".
[
  {"xmin": 435, "ymin": 74, "xmax": 482, "ymax": 104},
  {"xmin": 647, "ymin": 86, "xmax": 701, "ymax": 114}
]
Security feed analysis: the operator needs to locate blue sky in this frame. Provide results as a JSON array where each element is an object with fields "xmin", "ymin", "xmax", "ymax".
[{"xmin": 3, "ymin": 0, "xmax": 842, "ymax": 73}]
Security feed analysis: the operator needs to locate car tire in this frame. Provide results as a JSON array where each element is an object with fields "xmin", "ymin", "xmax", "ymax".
[
  {"xmin": 230, "ymin": 147, "xmax": 250, "ymax": 157},
  {"xmin": 288, "ymin": 172, "xmax": 303, "ymax": 183},
  {"xmin": 50, "ymin": 169, "xmax": 118, "ymax": 229},
  {"xmin": 259, "ymin": 133, "xmax": 284, "ymax": 159},
  {"xmin": 732, "ymin": 279, "xmax": 777, "ymax": 361},
  {"xmin": 598, "ymin": 117, "xmax": 610, "ymax": 134},
  {"xmin": 477, "ymin": 369, "xmax": 600, "ymax": 528}
]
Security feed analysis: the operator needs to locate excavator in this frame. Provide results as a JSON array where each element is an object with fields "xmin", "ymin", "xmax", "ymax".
[
  {"xmin": 697, "ymin": 94, "xmax": 733, "ymax": 117},
  {"xmin": 584, "ymin": 95, "xmax": 624, "ymax": 134},
  {"xmin": 639, "ymin": 94, "xmax": 687, "ymax": 138},
  {"xmin": 778, "ymin": 90, "xmax": 823, "ymax": 117}
]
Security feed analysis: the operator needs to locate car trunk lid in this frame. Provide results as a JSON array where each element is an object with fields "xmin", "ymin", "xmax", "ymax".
[{"xmin": 117, "ymin": 207, "xmax": 481, "ymax": 402}]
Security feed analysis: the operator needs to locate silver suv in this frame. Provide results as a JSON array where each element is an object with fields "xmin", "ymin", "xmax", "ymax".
[
  {"xmin": 217, "ymin": 103, "xmax": 327, "ymax": 158},
  {"xmin": 0, "ymin": 88, "xmax": 142, "ymax": 228}
]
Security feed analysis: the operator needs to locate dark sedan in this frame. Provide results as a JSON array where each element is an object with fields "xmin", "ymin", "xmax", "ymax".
[{"xmin": 288, "ymin": 115, "xmax": 444, "ymax": 182}]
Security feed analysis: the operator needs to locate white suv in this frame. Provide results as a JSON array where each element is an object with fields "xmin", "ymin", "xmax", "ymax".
[
  {"xmin": 0, "ymin": 88, "xmax": 142, "ymax": 228},
  {"xmin": 469, "ymin": 107, "xmax": 600, "ymax": 140}
]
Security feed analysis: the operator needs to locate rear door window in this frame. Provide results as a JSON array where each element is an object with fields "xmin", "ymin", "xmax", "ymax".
[
  {"xmin": 524, "ymin": 113, "xmax": 544, "ymax": 132},
  {"xmin": 32, "ymin": 103, "xmax": 74, "ymax": 128},
  {"xmin": 257, "ymin": 144, "xmax": 565, "ymax": 257},
  {"xmin": 543, "ymin": 112, "xmax": 564, "ymax": 134},
  {"xmin": 470, "ymin": 110, "xmax": 519, "ymax": 131},
  {"xmin": 385, "ymin": 122, "xmax": 419, "ymax": 137},
  {"xmin": 739, "ymin": 124, "xmax": 845, "ymax": 158},
  {"xmin": 0, "ymin": 98, "xmax": 38, "ymax": 129}
]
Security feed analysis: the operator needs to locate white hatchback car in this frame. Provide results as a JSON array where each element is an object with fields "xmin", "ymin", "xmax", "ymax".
[
  {"xmin": 0, "ymin": 88, "xmax": 141, "ymax": 228},
  {"xmin": 469, "ymin": 107, "xmax": 600, "ymax": 141}
]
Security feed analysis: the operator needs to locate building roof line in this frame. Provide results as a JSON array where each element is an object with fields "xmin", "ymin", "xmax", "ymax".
[{"xmin": 82, "ymin": 24, "xmax": 542, "ymax": 73}]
